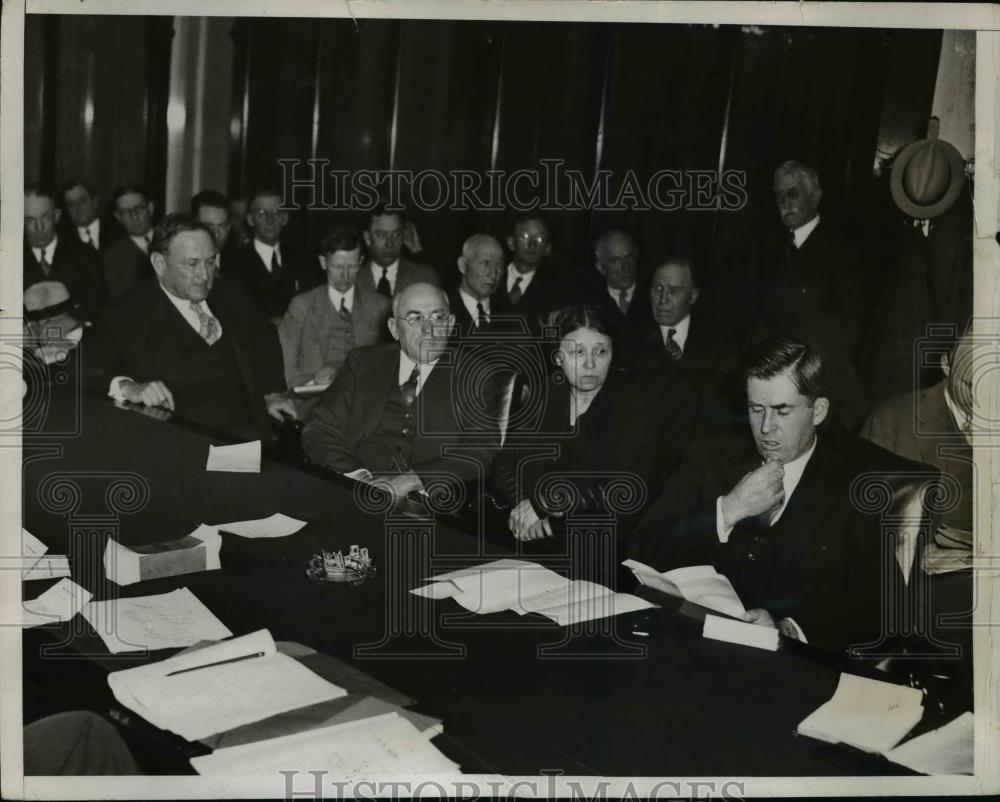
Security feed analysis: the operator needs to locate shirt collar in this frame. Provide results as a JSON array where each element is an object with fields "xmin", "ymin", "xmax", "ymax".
[
  {"xmin": 458, "ymin": 286, "xmax": 489, "ymax": 320},
  {"xmin": 253, "ymin": 238, "xmax": 281, "ymax": 266},
  {"xmin": 791, "ymin": 214, "xmax": 821, "ymax": 249},
  {"xmin": 328, "ymin": 284, "xmax": 356, "ymax": 311},
  {"xmin": 606, "ymin": 283, "xmax": 635, "ymax": 303},
  {"xmin": 130, "ymin": 231, "xmax": 152, "ymax": 253},
  {"xmin": 777, "ymin": 435, "xmax": 818, "ymax": 511},
  {"xmin": 398, "ymin": 349, "xmax": 439, "ymax": 394},
  {"xmin": 659, "ymin": 314, "xmax": 691, "ymax": 350},
  {"xmin": 507, "ymin": 262, "xmax": 536, "ymax": 292},
  {"xmin": 943, "ymin": 385, "xmax": 972, "ymax": 438},
  {"xmin": 34, "ymin": 236, "xmax": 57, "ymax": 263},
  {"xmin": 158, "ymin": 281, "xmax": 208, "ymax": 315}
]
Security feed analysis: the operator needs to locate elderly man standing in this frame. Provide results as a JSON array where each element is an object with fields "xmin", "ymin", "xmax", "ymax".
[
  {"xmin": 448, "ymin": 234, "xmax": 505, "ymax": 336},
  {"xmin": 584, "ymin": 229, "xmax": 647, "ymax": 328},
  {"xmin": 85, "ymin": 213, "xmax": 294, "ymax": 439},
  {"xmin": 754, "ymin": 160, "xmax": 868, "ymax": 431},
  {"xmin": 303, "ymin": 282, "xmax": 499, "ymax": 502},
  {"xmin": 279, "ymin": 226, "xmax": 390, "ymax": 393}
]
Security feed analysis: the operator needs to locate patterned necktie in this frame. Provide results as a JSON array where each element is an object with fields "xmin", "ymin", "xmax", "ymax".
[
  {"xmin": 664, "ymin": 328, "xmax": 682, "ymax": 361},
  {"xmin": 509, "ymin": 277, "xmax": 523, "ymax": 305},
  {"xmin": 376, "ymin": 267, "xmax": 391, "ymax": 298},
  {"xmin": 340, "ymin": 296, "xmax": 351, "ymax": 321},
  {"xmin": 618, "ymin": 289, "xmax": 629, "ymax": 314},
  {"xmin": 400, "ymin": 365, "xmax": 420, "ymax": 407},
  {"xmin": 476, "ymin": 302, "xmax": 487, "ymax": 329},
  {"xmin": 38, "ymin": 251, "xmax": 51, "ymax": 277},
  {"xmin": 190, "ymin": 301, "xmax": 221, "ymax": 345}
]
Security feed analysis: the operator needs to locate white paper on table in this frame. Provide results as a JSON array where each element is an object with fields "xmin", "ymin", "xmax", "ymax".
[
  {"xmin": 215, "ymin": 513, "xmax": 307, "ymax": 539},
  {"xmin": 449, "ymin": 567, "xmax": 570, "ymax": 615},
  {"xmin": 190, "ymin": 712, "xmax": 458, "ymax": 777},
  {"xmin": 23, "ymin": 554, "xmax": 71, "ymax": 582},
  {"xmin": 292, "ymin": 382, "xmax": 331, "ymax": 396},
  {"xmin": 206, "ymin": 440, "xmax": 261, "ymax": 473},
  {"xmin": 426, "ymin": 558, "xmax": 542, "ymax": 583},
  {"xmin": 22, "ymin": 529, "xmax": 48, "ymax": 559},
  {"xmin": 796, "ymin": 672, "xmax": 924, "ymax": 753},
  {"xmin": 624, "ymin": 560, "xmax": 746, "ymax": 618},
  {"xmin": 190, "ymin": 525, "xmax": 223, "ymax": 570},
  {"xmin": 530, "ymin": 585, "xmax": 655, "ymax": 626},
  {"xmin": 22, "ymin": 578, "xmax": 92, "ymax": 628},
  {"xmin": 82, "ymin": 587, "xmax": 233, "ymax": 653},
  {"xmin": 883, "ymin": 711, "xmax": 974, "ymax": 775},
  {"xmin": 409, "ymin": 580, "xmax": 461, "ymax": 600},
  {"xmin": 108, "ymin": 629, "xmax": 347, "ymax": 741},
  {"xmin": 703, "ymin": 613, "xmax": 779, "ymax": 651}
]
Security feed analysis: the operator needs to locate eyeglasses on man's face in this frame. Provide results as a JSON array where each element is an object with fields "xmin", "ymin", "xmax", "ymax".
[
  {"xmin": 372, "ymin": 229, "xmax": 404, "ymax": 244},
  {"xmin": 252, "ymin": 209, "xmax": 284, "ymax": 222},
  {"xmin": 395, "ymin": 311, "xmax": 450, "ymax": 328},
  {"xmin": 516, "ymin": 231, "xmax": 548, "ymax": 246}
]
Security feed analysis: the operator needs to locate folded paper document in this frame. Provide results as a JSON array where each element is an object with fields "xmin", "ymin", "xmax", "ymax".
[
  {"xmin": 624, "ymin": 560, "xmax": 745, "ymax": 618},
  {"xmin": 215, "ymin": 513, "xmax": 307, "ymax": 539},
  {"xmin": 702, "ymin": 613, "xmax": 778, "ymax": 651},
  {"xmin": 416, "ymin": 560, "xmax": 654, "ymax": 624},
  {"xmin": 22, "ymin": 529, "xmax": 47, "ymax": 559},
  {"xmin": 21, "ymin": 530, "xmax": 71, "ymax": 582},
  {"xmin": 83, "ymin": 587, "xmax": 233, "ymax": 653},
  {"xmin": 108, "ymin": 629, "xmax": 347, "ymax": 741},
  {"xmin": 190, "ymin": 711, "xmax": 458, "ymax": 777},
  {"xmin": 883, "ymin": 711, "xmax": 973, "ymax": 775},
  {"xmin": 103, "ymin": 525, "xmax": 222, "ymax": 586},
  {"xmin": 797, "ymin": 673, "xmax": 924, "ymax": 753},
  {"xmin": 22, "ymin": 578, "xmax": 92, "ymax": 628},
  {"xmin": 207, "ymin": 440, "xmax": 261, "ymax": 473}
]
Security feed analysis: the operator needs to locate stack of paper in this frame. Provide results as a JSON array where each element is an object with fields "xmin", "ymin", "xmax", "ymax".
[
  {"xmin": 214, "ymin": 513, "xmax": 307, "ymax": 539},
  {"xmin": 797, "ymin": 673, "xmax": 924, "ymax": 753},
  {"xmin": 23, "ymin": 578, "xmax": 92, "ymax": 628},
  {"xmin": 412, "ymin": 559, "xmax": 654, "ymax": 625},
  {"xmin": 623, "ymin": 559, "xmax": 745, "ymax": 617},
  {"xmin": 923, "ymin": 524, "xmax": 974, "ymax": 575},
  {"xmin": 21, "ymin": 529, "xmax": 71, "ymax": 581},
  {"xmin": 103, "ymin": 525, "xmax": 223, "ymax": 586},
  {"xmin": 108, "ymin": 630, "xmax": 348, "ymax": 741},
  {"xmin": 883, "ymin": 711, "xmax": 974, "ymax": 775},
  {"xmin": 190, "ymin": 711, "xmax": 458, "ymax": 777},
  {"xmin": 82, "ymin": 587, "xmax": 233, "ymax": 653},
  {"xmin": 206, "ymin": 441, "xmax": 261, "ymax": 473}
]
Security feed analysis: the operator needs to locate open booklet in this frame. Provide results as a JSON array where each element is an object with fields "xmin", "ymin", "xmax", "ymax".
[
  {"xmin": 412, "ymin": 559, "xmax": 654, "ymax": 625},
  {"xmin": 191, "ymin": 711, "xmax": 458, "ymax": 777},
  {"xmin": 107, "ymin": 629, "xmax": 347, "ymax": 741},
  {"xmin": 622, "ymin": 559, "xmax": 746, "ymax": 618}
]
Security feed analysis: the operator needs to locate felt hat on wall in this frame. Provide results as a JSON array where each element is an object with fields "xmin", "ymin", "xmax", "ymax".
[{"xmin": 890, "ymin": 118, "xmax": 966, "ymax": 220}]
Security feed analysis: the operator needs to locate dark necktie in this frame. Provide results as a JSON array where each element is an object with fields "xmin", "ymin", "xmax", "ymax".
[
  {"xmin": 509, "ymin": 277, "xmax": 523, "ymax": 305},
  {"xmin": 271, "ymin": 251, "xmax": 281, "ymax": 273},
  {"xmin": 400, "ymin": 365, "xmax": 420, "ymax": 407},
  {"xmin": 38, "ymin": 251, "xmax": 51, "ymax": 277},
  {"xmin": 664, "ymin": 328, "xmax": 682, "ymax": 362},
  {"xmin": 476, "ymin": 302, "xmax": 487, "ymax": 329},
  {"xmin": 376, "ymin": 267, "xmax": 391, "ymax": 298},
  {"xmin": 81, "ymin": 228, "xmax": 97, "ymax": 250},
  {"xmin": 784, "ymin": 228, "xmax": 797, "ymax": 262},
  {"xmin": 618, "ymin": 289, "xmax": 629, "ymax": 314},
  {"xmin": 340, "ymin": 297, "xmax": 351, "ymax": 321}
]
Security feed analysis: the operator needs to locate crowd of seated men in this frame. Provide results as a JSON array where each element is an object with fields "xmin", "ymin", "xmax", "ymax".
[{"xmin": 20, "ymin": 158, "xmax": 976, "ymax": 665}]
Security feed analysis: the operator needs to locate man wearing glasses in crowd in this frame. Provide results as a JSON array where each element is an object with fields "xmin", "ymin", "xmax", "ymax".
[
  {"xmin": 303, "ymin": 282, "xmax": 500, "ymax": 504},
  {"xmin": 101, "ymin": 184, "xmax": 157, "ymax": 298}
]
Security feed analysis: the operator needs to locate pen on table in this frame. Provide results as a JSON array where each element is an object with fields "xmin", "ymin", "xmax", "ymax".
[{"xmin": 165, "ymin": 651, "xmax": 266, "ymax": 677}]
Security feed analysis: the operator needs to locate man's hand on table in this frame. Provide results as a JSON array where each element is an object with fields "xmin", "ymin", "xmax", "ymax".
[
  {"xmin": 265, "ymin": 392, "xmax": 298, "ymax": 421},
  {"xmin": 120, "ymin": 379, "xmax": 175, "ymax": 411}
]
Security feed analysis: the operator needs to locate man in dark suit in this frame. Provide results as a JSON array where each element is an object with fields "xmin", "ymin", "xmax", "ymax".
[
  {"xmin": 85, "ymin": 213, "xmax": 295, "ymax": 440},
  {"xmin": 492, "ymin": 215, "xmax": 571, "ymax": 334},
  {"xmin": 583, "ymin": 229, "xmax": 649, "ymax": 330},
  {"xmin": 357, "ymin": 204, "xmax": 438, "ymax": 299},
  {"xmin": 24, "ymin": 184, "xmax": 107, "ymax": 321},
  {"xmin": 755, "ymin": 160, "xmax": 868, "ymax": 431},
  {"xmin": 447, "ymin": 233, "xmax": 506, "ymax": 337},
  {"xmin": 101, "ymin": 184, "xmax": 156, "ymax": 299},
  {"xmin": 60, "ymin": 179, "xmax": 122, "ymax": 253},
  {"xmin": 628, "ymin": 338, "xmax": 884, "ymax": 653},
  {"xmin": 303, "ymin": 282, "xmax": 499, "ymax": 503},
  {"xmin": 228, "ymin": 187, "xmax": 321, "ymax": 321},
  {"xmin": 191, "ymin": 189, "xmax": 239, "ymax": 276}
]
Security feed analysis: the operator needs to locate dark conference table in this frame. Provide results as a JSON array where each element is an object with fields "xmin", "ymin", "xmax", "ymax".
[{"xmin": 22, "ymin": 388, "xmax": 963, "ymax": 777}]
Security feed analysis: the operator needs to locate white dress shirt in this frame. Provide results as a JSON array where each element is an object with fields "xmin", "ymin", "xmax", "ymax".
[
  {"xmin": 328, "ymin": 285, "xmax": 355, "ymax": 314},
  {"xmin": 790, "ymin": 214, "xmax": 821, "ymax": 249},
  {"xmin": 370, "ymin": 260, "xmax": 400, "ymax": 293},
  {"xmin": 130, "ymin": 232, "xmax": 153, "ymax": 255},
  {"xmin": 506, "ymin": 263, "xmax": 536, "ymax": 294},
  {"xmin": 32, "ymin": 237, "xmax": 57, "ymax": 267},
  {"xmin": 606, "ymin": 283, "xmax": 635, "ymax": 311},
  {"xmin": 458, "ymin": 287, "xmax": 490, "ymax": 326},
  {"xmin": 253, "ymin": 239, "xmax": 282, "ymax": 272},
  {"xmin": 78, "ymin": 219, "xmax": 101, "ymax": 249},
  {"xmin": 659, "ymin": 314, "xmax": 692, "ymax": 353},
  {"xmin": 397, "ymin": 349, "xmax": 439, "ymax": 397}
]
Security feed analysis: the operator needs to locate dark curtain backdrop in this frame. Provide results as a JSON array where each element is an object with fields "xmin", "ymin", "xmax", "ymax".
[{"xmin": 26, "ymin": 16, "xmax": 943, "ymax": 317}]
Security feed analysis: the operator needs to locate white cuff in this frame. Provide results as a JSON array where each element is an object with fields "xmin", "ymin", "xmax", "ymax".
[
  {"xmin": 779, "ymin": 617, "xmax": 808, "ymax": 643},
  {"xmin": 344, "ymin": 468, "xmax": 373, "ymax": 482},
  {"xmin": 716, "ymin": 496, "xmax": 735, "ymax": 543},
  {"xmin": 108, "ymin": 376, "xmax": 134, "ymax": 402}
]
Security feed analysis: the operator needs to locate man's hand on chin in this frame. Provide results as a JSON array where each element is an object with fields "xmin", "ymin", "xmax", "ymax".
[{"xmin": 265, "ymin": 392, "xmax": 298, "ymax": 421}]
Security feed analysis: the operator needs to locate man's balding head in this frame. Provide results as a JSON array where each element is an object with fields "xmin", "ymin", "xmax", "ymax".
[
  {"xmin": 389, "ymin": 282, "xmax": 454, "ymax": 364},
  {"xmin": 458, "ymin": 234, "xmax": 503, "ymax": 301},
  {"xmin": 773, "ymin": 160, "xmax": 822, "ymax": 231}
]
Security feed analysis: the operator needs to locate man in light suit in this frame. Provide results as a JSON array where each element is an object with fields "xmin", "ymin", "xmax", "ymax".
[
  {"xmin": 85, "ymin": 213, "xmax": 295, "ymax": 440},
  {"xmin": 629, "ymin": 338, "xmax": 884, "ymax": 653},
  {"xmin": 302, "ymin": 282, "xmax": 499, "ymax": 502},
  {"xmin": 356, "ymin": 204, "xmax": 438, "ymax": 299},
  {"xmin": 279, "ymin": 226, "xmax": 390, "ymax": 392},
  {"xmin": 100, "ymin": 184, "xmax": 156, "ymax": 298}
]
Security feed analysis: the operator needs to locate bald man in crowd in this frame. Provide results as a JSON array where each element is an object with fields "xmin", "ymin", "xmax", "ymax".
[{"xmin": 448, "ymin": 234, "xmax": 506, "ymax": 337}]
